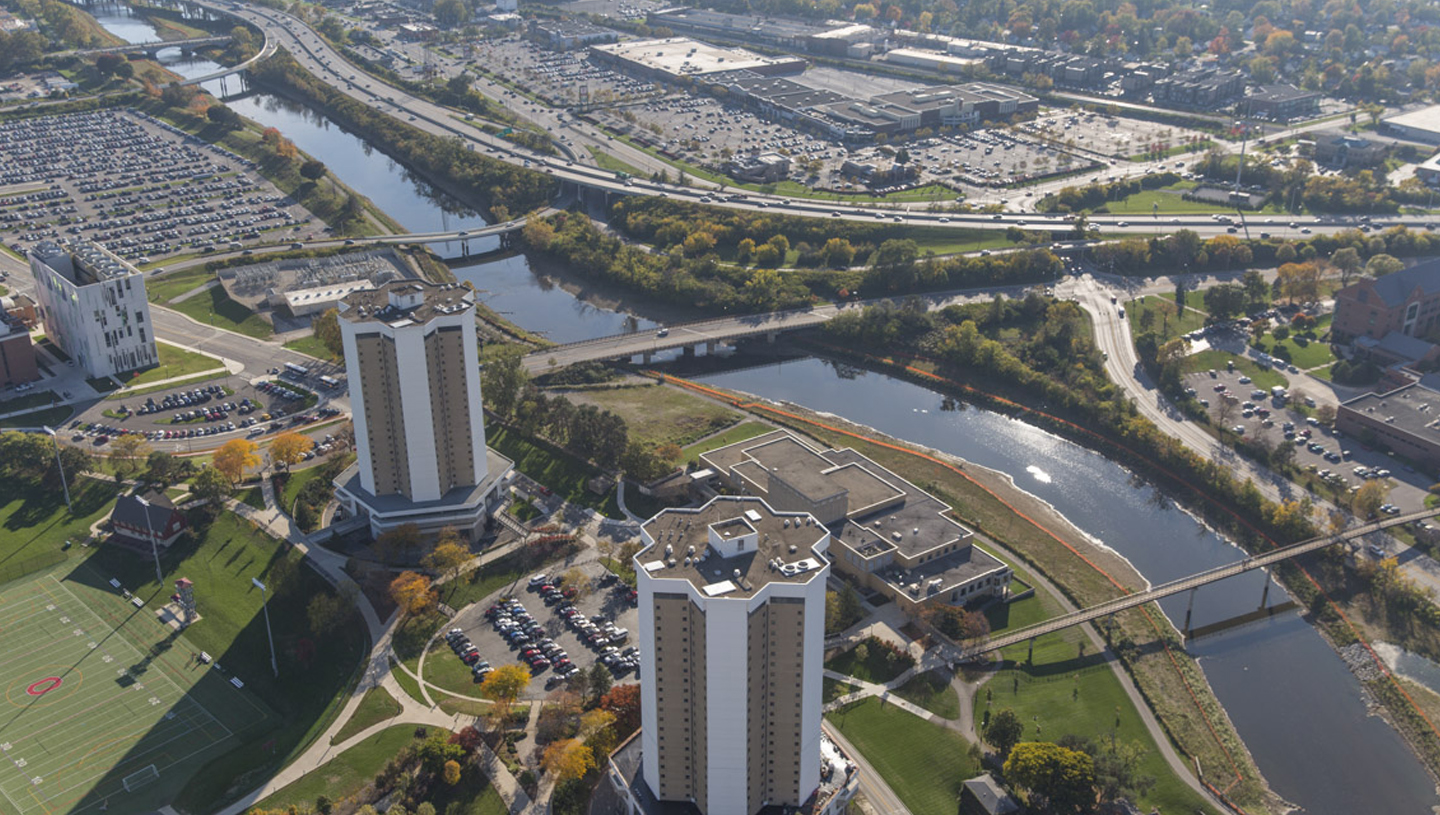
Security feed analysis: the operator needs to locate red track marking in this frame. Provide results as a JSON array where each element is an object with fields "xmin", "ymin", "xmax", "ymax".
[{"xmin": 24, "ymin": 678, "xmax": 61, "ymax": 697}]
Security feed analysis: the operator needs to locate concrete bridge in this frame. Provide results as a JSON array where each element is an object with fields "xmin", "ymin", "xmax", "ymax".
[
  {"xmin": 957, "ymin": 506, "xmax": 1440, "ymax": 660},
  {"xmin": 521, "ymin": 303, "xmax": 845, "ymax": 374},
  {"xmin": 67, "ymin": 35, "xmax": 231, "ymax": 59}
]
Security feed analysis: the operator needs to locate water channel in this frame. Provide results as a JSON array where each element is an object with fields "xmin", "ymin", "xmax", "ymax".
[{"xmin": 92, "ymin": 7, "xmax": 1440, "ymax": 812}]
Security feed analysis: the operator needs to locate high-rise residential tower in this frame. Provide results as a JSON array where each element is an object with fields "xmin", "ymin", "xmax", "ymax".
[
  {"xmin": 332, "ymin": 280, "xmax": 512, "ymax": 539},
  {"xmin": 619, "ymin": 495, "xmax": 855, "ymax": 815},
  {"xmin": 29, "ymin": 240, "xmax": 157, "ymax": 379}
]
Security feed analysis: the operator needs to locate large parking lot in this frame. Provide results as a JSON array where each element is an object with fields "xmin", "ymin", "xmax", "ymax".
[
  {"xmin": 471, "ymin": 36, "xmax": 659, "ymax": 108},
  {"xmin": 443, "ymin": 560, "xmax": 639, "ymax": 698},
  {"xmin": 0, "ymin": 110, "xmax": 318, "ymax": 267},
  {"xmin": 1021, "ymin": 110, "xmax": 1212, "ymax": 162}
]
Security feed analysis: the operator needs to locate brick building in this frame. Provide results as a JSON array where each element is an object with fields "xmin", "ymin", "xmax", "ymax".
[{"xmin": 1331, "ymin": 259, "xmax": 1440, "ymax": 343}]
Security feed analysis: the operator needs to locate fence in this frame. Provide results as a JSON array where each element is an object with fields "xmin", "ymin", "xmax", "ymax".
[{"xmin": 0, "ymin": 549, "xmax": 69, "ymax": 586}]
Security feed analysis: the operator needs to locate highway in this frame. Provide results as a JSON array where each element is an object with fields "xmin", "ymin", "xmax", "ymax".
[{"xmin": 185, "ymin": 0, "xmax": 1440, "ymax": 240}]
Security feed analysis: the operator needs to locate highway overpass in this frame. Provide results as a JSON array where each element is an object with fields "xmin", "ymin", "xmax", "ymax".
[{"xmin": 66, "ymin": 35, "xmax": 231, "ymax": 58}]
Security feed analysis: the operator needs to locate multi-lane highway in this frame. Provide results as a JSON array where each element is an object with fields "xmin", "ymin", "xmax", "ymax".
[{"xmin": 188, "ymin": 0, "xmax": 1440, "ymax": 241}]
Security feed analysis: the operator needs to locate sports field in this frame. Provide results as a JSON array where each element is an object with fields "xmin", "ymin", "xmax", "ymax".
[{"xmin": 0, "ymin": 566, "xmax": 272, "ymax": 815}]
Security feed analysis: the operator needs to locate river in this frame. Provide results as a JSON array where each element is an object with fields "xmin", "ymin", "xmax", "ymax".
[{"xmin": 91, "ymin": 7, "xmax": 1440, "ymax": 813}]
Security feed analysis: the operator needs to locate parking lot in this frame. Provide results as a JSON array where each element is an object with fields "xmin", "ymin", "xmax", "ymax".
[
  {"xmin": 69, "ymin": 371, "xmax": 346, "ymax": 452},
  {"xmin": 442, "ymin": 560, "xmax": 639, "ymax": 698},
  {"xmin": 0, "ymin": 110, "xmax": 318, "ymax": 267},
  {"xmin": 470, "ymin": 36, "xmax": 659, "ymax": 108},
  {"xmin": 1021, "ymin": 110, "xmax": 1212, "ymax": 162}
]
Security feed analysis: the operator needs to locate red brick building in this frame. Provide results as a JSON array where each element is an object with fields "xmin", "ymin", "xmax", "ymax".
[
  {"xmin": 0, "ymin": 318, "xmax": 37, "ymax": 389},
  {"xmin": 1332, "ymin": 260, "xmax": 1440, "ymax": 344},
  {"xmin": 111, "ymin": 492, "xmax": 187, "ymax": 548}
]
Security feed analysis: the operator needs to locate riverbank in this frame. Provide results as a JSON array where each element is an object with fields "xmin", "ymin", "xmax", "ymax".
[{"xmin": 653, "ymin": 372, "xmax": 1282, "ymax": 814}]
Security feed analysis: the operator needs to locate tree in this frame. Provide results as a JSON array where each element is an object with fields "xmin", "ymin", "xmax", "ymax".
[
  {"xmin": 481, "ymin": 664, "xmax": 532, "ymax": 729},
  {"xmin": 1203, "ymin": 283, "xmax": 1247, "ymax": 320},
  {"xmin": 422, "ymin": 531, "xmax": 470, "ymax": 581},
  {"xmin": 389, "ymin": 571, "xmax": 437, "ymax": 616},
  {"xmin": 559, "ymin": 568, "xmax": 590, "ymax": 600},
  {"xmin": 95, "ymin": 53, "xmax": 125, "ymax": 75},
  {"xmin": 541, "ymin": 738, "xmax": 594, "ymax": 782},
  {"xmin": 191, "ymin": 466, "xmax": 232, "ymax": 506},
  {"xmin": 376, "ymin": 523, "xmax": 422, "ymax": 560},
  {"xmin": 1316, "ymin": 404, "xmax": 1337, "ymax": 425},
  {"xmin": 1353, "ymin": 480, "xmax": 1391, "ymax": 518},
  {"xmin": 1004, "ymin": 741, "xmax": 1096, "ymax": 815},
  {"xmin": 434, "ymin": 0, "xmax": 470, "ymax": 28},
  {"xmin": 313, "ymin": 308, "xmax": 343, "ymax": 358},
  {"xmin": 418, "ymin": 731, "xmax": 465, "ymax": 773},
  {"xmin": 207, "ymin": 104, "xmax": 239, "ymax": 129},
  {"xmin": 579, "ymin": 708, "xmax": 618, "ymax": 758},
  {"xmin": 144, "ymin": 451, "xmax": 193, "ymax": 487},
  {"xmin": 443, "ymin": 759, "xmax": 462, "ymax": 785},
  {"xmin": 109, "ymin": 434, "xmax": 152, "ymax": 480},
  {"xmin": 213, "ymin": 439, "xmax": 260, "ymax": 487},
  {"xmin": 600, "ymin": 684, "xmax": 641, "ymax": 737},
  {"xmin": 270, "ymin": 431, "xmax": 314, "ymax": 472},
  {"xmin": 822, "ymin": 237, "xmax": 855, "ymax": 268},
  {"xmin": 984, "ymin": 708, "xmax": 1024, "ymax": 757},
  {"xmin": 1367, "ymin": 253, "xmax": 1404, "ymax": 276},
  {"xmin": 1242, "ymin": 269, "xmax": 1269, "ymax": 306},
  {"xmin": 1332, "ymin": 247, "xmax": 1362, "ymax": 286},
  {"xmin": 589, "ymin": 662, "xmax": 613, "ymax": 701},
  {"xmin": 299, "ymin": 160, "xmax": 327, "ymax": 181},
  {"xmin": 307, "ymin": 585, "xmax": 356, "ymax": 634},
  {"xmin": 869, "ymin": 238, "xmax": 920, "ymax": 291}
]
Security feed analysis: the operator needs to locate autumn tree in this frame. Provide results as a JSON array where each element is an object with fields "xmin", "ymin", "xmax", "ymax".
[
  {"xmin": 1353, "ymin": 480, "xmax": 1391, "ymax": 518},
  {"xmin": 270, "ymin": 431, "xmax": 314, "ymax": 472},
  {"xmin": 389, "ymin": 571, "xmax": 437, "ymax": 617},
  {"xmin": 190, "ymin": 465, "xmax": 232, "ymax": 506},
  {"xmin": 579, "ymin": 708, "xmax": 618, "ymax": 758},
  {"xmin": 443, "ymin": 759, "xmax": 462, "ymax": 785},
  {"xmin": 422, "ymin": 528, "xmax": 470, "ymax": 581},
  {"xmin": 599, "ymin": 683, "xmax": 641, "ymax": 738},
  {"xmin": 213, "ymin": 438, "xmax": 260, "ymax": 487},
  {"xmin": 1004, "ymin": 741, "xmax": 1095, "ymax": 814},
  {"xmin": 558, "ymin": 567, "xmax": 590, "ymax": 600},
  {"xmin": 984, "ymin": 708, "xmax": 1024, "ymax": 757},
  {"xmin": 481, "ymin": 664, "xmax": 532, "ymax": 730},
  {"xmin": 541, "ymin": 738, "xmax": 595, "ymax": 781},
  {"xmin": 109, "ymin": 434, "xmax": 153, "ymax": 480}
]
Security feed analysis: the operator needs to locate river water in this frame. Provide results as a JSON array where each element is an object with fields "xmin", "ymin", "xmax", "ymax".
[{"xmin": 93, "ymin": 7, "xmax": 1440, "ymax": 813}]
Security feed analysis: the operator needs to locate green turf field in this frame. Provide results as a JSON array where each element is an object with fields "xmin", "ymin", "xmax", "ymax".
[{"xmin": 0, "ymin": 565, "xmax": 273, "ymax": 815}]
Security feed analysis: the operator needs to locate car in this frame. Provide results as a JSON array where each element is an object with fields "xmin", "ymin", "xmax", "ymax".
[
  {"xmin": 1238, "ymin": 376, "xmax": 1252, "ymax": 384},
  {"xmin": 528, "ymin": 574, "xmax": 549, "ymax": 588}
]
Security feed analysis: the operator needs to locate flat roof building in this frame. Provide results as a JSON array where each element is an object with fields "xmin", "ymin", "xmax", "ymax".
[
  {"xmin": 333, "ymin": 280, "xmax": 512, "ymax": 540},
  {"xmin": 0, "ymin": 296, "xmax": 38, "ymax": 388},
  {"xmin": 28, "ymin": 239, "xmax": 157, "ymax": 379},
  {"xmin": 591, "ymin": 38, "xmax": 807, "ymax": 80},
  {"xmin": 700, "ymin": 430, "xmax": 1012, "ymax": 612},
  {"xmin": 1242, "ymin": 84, "xmax": 1321, "ymax": 121},
  {"xmin": 622, "ymin": 495, "xmax": 858, "ymax": 815},
  {"xmin": 1383, "ymin": 105, "xmax": 1440, "ymax": 144},
  {"xmin": 1336, "ymin": 379, "xmax": 1440, "ymax": 469},
  {"xmin": 1312, "ymin": 130, "xmax": 1388, "ymax": 168}
]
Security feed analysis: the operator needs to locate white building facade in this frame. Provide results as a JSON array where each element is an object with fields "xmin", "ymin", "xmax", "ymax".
[{"xmin": 29, "ymin": 240, "xmax": 157, "ymax": 379}]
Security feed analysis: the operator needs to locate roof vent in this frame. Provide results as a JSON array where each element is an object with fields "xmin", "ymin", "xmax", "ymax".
[
  {"xmin": 667, "ymin": 558, "xmax": 676, "ymax": 567},
  {"xmin": 783, "ymin": 519, "xmax": 790, "ymax": 528},
  {"xmin": 914, "ymin": 527, "xmax": 920, "ymax": 535},
  {"xmin": 733, "ymin": 568, "xmax": 742, "ymax": 579},
  {"xmin": 892, "ymin": 531, "xmax": 902, "ymax": 541},
  {"xmin": 665, "ymin": 544, "xmax": 673, "ymax": 557},
  {"xmin": 684, "ymin": 557, "xmax": 691, "ymax": 567}
]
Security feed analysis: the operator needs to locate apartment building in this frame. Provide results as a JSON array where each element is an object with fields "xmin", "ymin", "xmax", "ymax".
[
  {"xmin": 608, "ymin": 495, "xmax": 857, "ymax": 815},
  {"xmin": 28, "ymin": 240, "xmax": 156, "ymax": 379},
  {"xmin": 332, "ymin": 280, "xmax": 512, "ymax": 539}
]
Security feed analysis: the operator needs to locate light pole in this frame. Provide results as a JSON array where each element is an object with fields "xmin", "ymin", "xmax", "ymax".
[
  {"xmin": 41, "ymin": 427, "xmax": 72, "ymax": 514},
  {"xmin": 253, "ymin": 577, "xmax": 279, "ymax": 677},
  {"xmin": 135, "ymin": 496, "xmax": 164, "ymax": 584}
]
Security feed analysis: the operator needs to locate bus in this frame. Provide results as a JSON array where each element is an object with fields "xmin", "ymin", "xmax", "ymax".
[
  {"xmin": 283, "ymin": 362, "xmax": 309, "ymax": 379},
  {"xmin": 319, "ymin": 375, "xmax": 341, "ymax": 390}
]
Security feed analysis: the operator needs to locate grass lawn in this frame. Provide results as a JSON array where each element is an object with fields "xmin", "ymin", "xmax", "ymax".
[
  {"xmin": 422, "ymin": 640, "xmax": 495, "ymax": 697},
  {"xmin": 163, "ymin": 287, "xmax": 275, "ymax": 339},
  {"xmin": 486, "ymin": 426, "xmax": 621, "ymax": 518},
  {"xmin": 255, "ymin": 725, "xmax": 426, "ymax": 810},
  {"xmin": 892, "ymin": 670, "xmax": 960, "ymax": 719},
  {"xmin": 425, "ymin": 761, "xmax": 509, "ymax": 815},
  {"xmin": 283, "ymin": 334, "xmax": 340, "ymax": 362},
  {"xmin": 236, "ymin": 483, "xmax": 266, "ymax": 510},
  {"xmin": 980, "ymin": 646, "xmax": 1214, "ymax": 815},
  {"xmin": 1126, "ymin": 295, "xmax": 1207, "ymax": 341},
  {"xmin": 1180, "ymin": 349, "xmax": 1288, "ymax": 390},
  {"xmin": 118, "ymin": 342, "xmax": 224, "ymax": 388},
  {"xmin": 87, "ymin": 376, "xmax": 121, "ymax": 393},
  {"xmin": 331, "ymin": 686, "xmax": 403, "ymax": 744},
  {"xmin": 564, "ymin": 384, "xmax": 740, "ymax": 449},
  {"xmin": 0, "ymin": 404, "xmax": 74, "ymax": 428},
  {"xmin": 826, "ymin": 697, "xmax": 978, "ymax": 815},
  {"xmin": 1111, "ymin": 187, "xmax": 1233, "ymax": 215},
  {"xmin": 392, "ymin": 662, "xmax": 427, "ymax": 704},
  {"xmin": 74, "ymin": 509, "xmax": 368, "ymax": 812},
  {"xmin": 906, "ymin": 227, "xmax": 1018, "ymax": 256},
  {"xmin": 147, "ymin": 268, "xmax": 214, "ymax": 304},
  {"xmin": 824, "ymin": 676, "xmax": 859, "ymax": 704},
  {"xmin": 587, "ymin": 147, "xmax": 649, "ymax": 179},
  {"xmin": 36, "ymin": 336, "xmax": 70, "ymax": 363},
  {"xmin": 0, "ymin": 476, "xmax": 122, "ymax": 566},
  {"xmin": 825, "ymin": 638, "xmax": 912, "ymax": 684},
  {"xmin": 1251, "ymin": 332, "xmax": 1335, "ymax": 370},
  {"xmin": 109, "ymin": 370, "xmax": 231, "ymax": 399},
  {"xmin": 435, "ymin": 543, "xmax": 537, "ymax": 609},
  {"xmin": 0, "ymin": 389, "xmax": 59, "ymax": 413},
  {"xmin": 509, "ymin": 498, "xmax": 541, "ymax": 522},
  {"xmin": 276, "ymin": 456, "xmax": 348, "ymax": 513},
  {"xmin": 682, "ymin": 420, "xmax": 773, "ymax": 464}
]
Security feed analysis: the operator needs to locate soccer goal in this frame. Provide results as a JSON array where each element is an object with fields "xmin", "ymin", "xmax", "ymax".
[{"xmin": 121, "ymin": 764, "xmax": 159, "ymax": 793}]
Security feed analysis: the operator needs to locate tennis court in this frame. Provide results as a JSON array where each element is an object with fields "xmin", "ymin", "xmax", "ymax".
[{"xmin": 0, "ymin": 569, "xmax": 263, "ymax": 815}]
